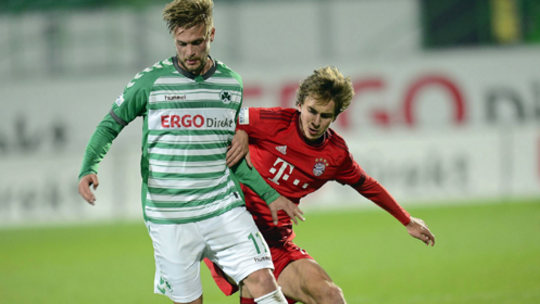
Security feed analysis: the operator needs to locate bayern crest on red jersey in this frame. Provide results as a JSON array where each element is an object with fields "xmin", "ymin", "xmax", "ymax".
[{"xmin": 313, "ymin": 158, "xmax": 329, "ymax": 176}]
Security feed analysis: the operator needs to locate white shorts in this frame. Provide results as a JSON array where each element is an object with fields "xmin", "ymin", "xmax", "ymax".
[{"xmin": 146, "ymin": 206, "xmax": 274, "ymax": 303}]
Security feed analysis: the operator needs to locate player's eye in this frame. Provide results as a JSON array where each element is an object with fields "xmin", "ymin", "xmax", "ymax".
[
  {"xmin": 191, "ymin": 39, "xmax": 204, "ymax": 46},
  {"xmin": 321, "ymin": 113, "xmax": 334, "ymax": 119}
]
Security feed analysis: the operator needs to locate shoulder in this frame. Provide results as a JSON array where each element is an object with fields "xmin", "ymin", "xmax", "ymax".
[
  {"xmin": 239, "ymin": 107, "xmax": 296, "ymax": 134},
  {"xmin": 326, "ymin": 128, "xmax": 350, "ymax": 153},
  {"xmin": 125, "ymin": 57, "xmax": 177, "ymax": 90},
  {"xmin": 257, "ymin": 107, "xmax": 297, "ymax": 122},
  {"xmin": 214, "ymin": 60, "xmax": 243, "ymax": 87}
]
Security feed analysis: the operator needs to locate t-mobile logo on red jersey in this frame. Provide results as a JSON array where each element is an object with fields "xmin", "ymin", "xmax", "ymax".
[{"xmin": 268, "ymin": 157, "xmax": 309, "ymax": 189}]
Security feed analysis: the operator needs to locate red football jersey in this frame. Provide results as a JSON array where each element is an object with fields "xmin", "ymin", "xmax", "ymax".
[{"xmin": 237, "ymin": 107, "xmax": 410, "ymax": 245}]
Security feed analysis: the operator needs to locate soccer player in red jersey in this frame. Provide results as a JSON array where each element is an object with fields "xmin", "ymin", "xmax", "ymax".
[{"xmin": 209, "ymin": 66, "xmax": 436, "ymax": 303}]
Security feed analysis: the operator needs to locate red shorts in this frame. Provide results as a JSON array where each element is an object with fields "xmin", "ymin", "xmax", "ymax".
[{"xmin": 204, "ymin": 240, "xmax": 313, "ymax": 303}]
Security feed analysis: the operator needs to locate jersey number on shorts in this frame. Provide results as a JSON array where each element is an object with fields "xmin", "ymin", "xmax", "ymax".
[{"xmin": 248, "ymin": 232, "xmax": 268, "ymax": 254}]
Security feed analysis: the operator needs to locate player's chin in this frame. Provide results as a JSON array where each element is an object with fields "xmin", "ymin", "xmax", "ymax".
[
  {"xmin": 307, "ymin": 131, "xmax": 322, "ymax": 140},
  {"xmin": 186, "ymin": 65, "xmax": 201, "ymax": 73},
  {"xmin": 305, "ymin": 135, "xmax": 321, "ymax": 142}
]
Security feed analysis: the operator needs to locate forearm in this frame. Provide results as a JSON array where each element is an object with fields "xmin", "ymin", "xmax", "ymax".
[
  {"xmin": 354, "ymin": 176, "xmax": 410, "ymax": 225},
  {"xmin": 230, "ymin": 158, "xmax": 280, "ymax": 204},
  {"xmin": 78, "ymin": 113, "xmax": 124, "ymax": 178}
]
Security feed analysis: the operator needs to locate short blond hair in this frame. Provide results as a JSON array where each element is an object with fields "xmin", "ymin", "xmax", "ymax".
[
  {"xmin": 296, "ymin": 66, "xmax": 355, "ymax": 117},
  {"xmin": 163, "ymin": 0, "xmax": 214, "ymax": 34}
]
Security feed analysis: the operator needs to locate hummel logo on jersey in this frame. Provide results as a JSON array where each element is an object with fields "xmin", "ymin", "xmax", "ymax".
[
  {"xmin": 275, "ymin": 145, "xmax": 287, "ymax": 155},
  {"xmin": 164, "ymin": 95, "xmax": 186, "ymax": 101}
]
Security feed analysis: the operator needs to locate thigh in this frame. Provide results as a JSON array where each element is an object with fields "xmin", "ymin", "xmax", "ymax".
[
  {"xmin": 241, "ymin": 242, "xmax": 313, "ymax": 302},
  {"xmin": 146, "ymin": 221, "xmax": 205, "ymax": 303},
  {"xmin": 202, "ymin": 207, "xmax": 274, "ymax": 285},
  {"xmin": 278, "ymin": 259, "xmax": 334, "ymax": 303}
]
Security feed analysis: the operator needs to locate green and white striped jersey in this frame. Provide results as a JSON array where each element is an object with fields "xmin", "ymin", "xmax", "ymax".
[{"xmin": 79, "ymin": 56, "xmax": 279, "ymax": 224}]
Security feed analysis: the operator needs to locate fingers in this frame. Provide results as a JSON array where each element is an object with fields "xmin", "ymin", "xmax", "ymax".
[
  {"xmin": 287, "ymin": 208, "xmax": 298, "ymax": 225},
  {"xmin": 226, "ymin": 145, "xmax": 242, "ymax": 167},
  {"xmin": 246, "ymin": 152, "xmax": 253, "ymax": 168},
  {"xmin": 291, "ymin": 206, "xmax": 305, "ymax": 224},
  {"xmin": 411, "ymin": 229, "xmax": 432, "ymax": 246},
  {"xmin": 423, "ymin": 230, "xmax": 435, "ymax": 246},
  {"xmin": 78, "ymin": 174, "xmax": 98, "ymax": 205},
  {"xmin": 418, "ymin": 221, "xmax": 435, "ymax": 246},
  {"xmin": 90, "ymin": 174, "xmax": 99, "ymax": 190},
  {"xmin": 270, "ymin": 206, "xmax": 279, "ymax": 226},
  {"xmin": 407, "ymin": 217, "xmax": 435, "ymax": 247},
  {"xmin": 227, "ymin": 130, "xmax": 249, "ymax": 167},
  {"xmin": 281, "ymin": 203, "xmax": 305, "ymax": 226},
  {"xmin": 78, "ymin": 182, "xmax": 95, "ymax": 205},
  {"xmin": 268, "ymin": 197, "xmax": 305, "ymax": 226}
]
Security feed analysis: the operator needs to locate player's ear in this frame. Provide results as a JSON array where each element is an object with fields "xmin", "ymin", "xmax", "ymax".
[
  {"xmin": 296, "ymin": 101, "xmax": 303, "ymax": 111},
  {"xmin": 209, "ymin": 27, "xmax": 215, "ymax": 42}
]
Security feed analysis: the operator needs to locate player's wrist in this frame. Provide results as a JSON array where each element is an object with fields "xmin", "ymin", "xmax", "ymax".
[
  {"xmin": 265, "ymin": 192, "xmax": 281, "ymax": 205},
  {"xmin": 403, "ymin": 216, "xmax": 412, "ymax": 226}
]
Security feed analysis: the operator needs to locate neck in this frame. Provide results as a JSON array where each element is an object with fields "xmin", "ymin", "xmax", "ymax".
[{"xmin": 198, "ymin": 56, "xmax": 212, "ymax": 75}]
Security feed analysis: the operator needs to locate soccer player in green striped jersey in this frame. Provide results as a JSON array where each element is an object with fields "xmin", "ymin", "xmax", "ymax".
[{"xmin": 77, "ymin": 1, "xmax": 302, "ymax": 303}]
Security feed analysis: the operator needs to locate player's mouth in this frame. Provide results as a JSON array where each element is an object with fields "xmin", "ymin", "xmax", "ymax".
[
  {"xmin": 185, "ymin": 57, "xmax": 199, "ymax": 66},
  {"xmin": 307, "ymin": 127, "xmax": 319, "ymax": 137}
]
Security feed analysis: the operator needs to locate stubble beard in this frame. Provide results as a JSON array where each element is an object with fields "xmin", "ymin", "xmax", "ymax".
[{"xmin": 179, "ymin": 56, "xmax": 208, "ymax": 76}]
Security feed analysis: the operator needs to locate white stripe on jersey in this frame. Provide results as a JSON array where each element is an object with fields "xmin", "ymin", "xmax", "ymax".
[
  {"xmin": 204, "ymin": 77, "xmax": 241, "ymax": 86},
  {"xmin": 149, "ymin": 89, "xmax": 241, "ymax": 104},
  {"xmin": 147, "ymin": 180, "xmax": 236, "ymax": 202},
  {"xmin": 148, "ymin": 134, "xmax": 231, "ymax": 144},
  {"xmin": 149, "ymin": 158, "xmax": 225, "ymax": 167},
  {"xmin": 148, "ymin": 147, "xmax": 227, "ymax": 156},
  {"xmin": 149, "ymin": 163, "xmax": 226, "ymax": 174},
  {"xmin": 145, "ymin": 192, "xmax": 241, "ymax": 220},
  {"xmin": 148, "ymin": 172, "xmax": 229, "ymax": 189},
  {"xmin": 154, "ymin": 77, "xmax": 194, "ymax": 85}
]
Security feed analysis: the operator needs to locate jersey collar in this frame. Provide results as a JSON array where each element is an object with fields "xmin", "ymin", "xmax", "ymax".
[{"xmin": 172, "ymin": 55, "xmax": 217, "ymax": 80}]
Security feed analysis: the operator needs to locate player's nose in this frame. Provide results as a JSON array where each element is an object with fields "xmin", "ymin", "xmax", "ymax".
[
  {"xmin": 313, "ymin": 115, "xmax": 321, "ymax": 126},
  {"xmin": 186, "ymin": 44, "xmax": 196, "ymax": 56}
]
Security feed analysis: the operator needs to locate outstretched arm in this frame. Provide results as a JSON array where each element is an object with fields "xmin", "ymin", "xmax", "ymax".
[
  {"xmin": 353, "ymin": 175, "xmax": 435, "ymax": 246},
  {"xmin": 78, "ymin": 112, "xmax": 125, "ymax": 205}
]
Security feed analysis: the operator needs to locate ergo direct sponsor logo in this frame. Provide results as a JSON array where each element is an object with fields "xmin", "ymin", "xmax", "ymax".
[{"xmin": 160, "ymin": 114, "xmax": 234, "ymax": 129}]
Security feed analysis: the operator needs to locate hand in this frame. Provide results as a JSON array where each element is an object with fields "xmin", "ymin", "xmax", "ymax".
[
  {"xmin": 226, "ymin": 130, "xmax": 249, "ymax": 167},
  {"xmin": 268, "ymin": 196, "xmax": 305, "ymax": 225},
  {"xmin": 78, "ymin": 174, "xmax": 99, "ymax": 205},
  {"xmin": 406, "ymin": 217, "xmax": 435, "ymax": 246}
]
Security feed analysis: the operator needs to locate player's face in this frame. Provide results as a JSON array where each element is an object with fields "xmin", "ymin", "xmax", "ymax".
[
  {"xmin": 174, "ymin": 24, "xmax": 214, "ymax": 75},
  {"xmin": 297, "ymin": 96, "xmax": 336, "ymax": 142}
]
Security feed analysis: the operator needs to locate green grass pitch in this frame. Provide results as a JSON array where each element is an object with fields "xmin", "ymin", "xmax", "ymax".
[{"xmin": 1, "ymin": 199, "xmax": 539, "ymax": 303}]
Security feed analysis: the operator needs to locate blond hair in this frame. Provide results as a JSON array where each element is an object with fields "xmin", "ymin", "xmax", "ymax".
[
  {"xmin": 296, "ymin": 66, "xmax": 354, "ymax": 117},
  {"xmin": 163, "ymin": 0, "xmax": 214, "ymax": 34}
]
